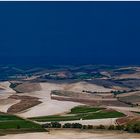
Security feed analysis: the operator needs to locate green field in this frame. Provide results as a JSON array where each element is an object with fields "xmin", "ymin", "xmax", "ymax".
[
  {"xmin": 0, "ymin": 114, "xmax": 23, "ymax": 121},
  {"xmin": 70, "ymin": 106, "xmax": 105, "ymax": 114},
  {"xmin": 30, "ymin": 106, "xmax": 125, "ymax": 122},
  {"xmin": 0, "ymin": 114, "xmax": 45, "ymax": 135},
  {"xmin": 0, "ymin": 120, "xmax": 43, "ymax": 129}
]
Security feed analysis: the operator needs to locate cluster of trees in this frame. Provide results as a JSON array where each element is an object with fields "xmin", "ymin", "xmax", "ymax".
[
  {"xmin": 96, "ymin": 124, "xmax": 140, "ymax": 132},
  {"xmin": 42, "ymin": 122, "xmax": 140, "ymax": 133},
  {"xmin": 42, "ymin": 122, "xmax": 83, "ymax": 129},
  {"xmin": 111, "ymin": 89, "xmax": 137, "ymax": 95},
  {"xmin": 82, "ymin": 90, "xmax": 108, "ymax": 94},
  {"xmin": 96, "ymin": 124, "xmax": 140, "ymax": 133},
  {"xmin": 9, "ymin": 82, "xmax": 21, "ymax": 89},
  {"xmin": 42, "ymin": 122, "xmax": 62, "ymax": 128},
  {"xmin": 125, "ymin": 124, "xmax": 140, "ymax": 133},
  {"xmin": 82, "ymin": 89, "xmax": 137, "ymax": 95},
  {"xmin": 63, "ymin": 123, "xmax": 82, "ymax": 128},
  {"xmin": 111, "ymin": 90, "xmax": 127, "ymax": 95}
]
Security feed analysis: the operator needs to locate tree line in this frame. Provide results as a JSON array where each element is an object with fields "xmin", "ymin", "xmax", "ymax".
[{"xmin": 42, "ymin": 122, "xmax": 140, "ymax": 133}]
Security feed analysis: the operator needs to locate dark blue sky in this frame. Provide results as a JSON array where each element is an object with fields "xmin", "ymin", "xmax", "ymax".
[{"xmin": 0, "ymin": 2, "xmax": 140, "ymax": 65}]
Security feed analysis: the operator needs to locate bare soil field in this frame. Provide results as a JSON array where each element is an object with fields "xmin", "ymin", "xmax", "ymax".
[
  {"xmin": 0, "ymin": 98, "xmax": 20, "ymax": 113},
  {"xmin": 36, "ymin": 81, "xmax": 113, "ymax": 92},
  {"xmin": 51, "ymin": 90, "xmax": 102, "ymax": 99},
  {"xmin": 16, "ymin": 92, "xmax": 82, "ymax": 117},
  {"xmin": 0, "ymin": 81, "xmax": 130, "ymax": 118},
  {"xmin": 16, "ymin": 92, "xmax": 82, "ymax": 118},
  {"xmin": 62, "ymin": 81, "xmax": 113, "ymax": 92},
  {"xmin": 115, "ymin": 79, "xmax": 140, "ymax": 90},
  {"xmin": 0, "ymin": 82, "xmax": 15, "ymax": 93},
  {"xmin": 51, "ymin": 95, "xmax": 129, "ymax": 107},
  {"xmin": 16, "ymin": 81, "xmax": 112, "ymax": 118},
  {"xmin": 117, "ymin": 91, "xmax": 140, "ymax": 97},
  {"xmin": 12, "ymin": 82, "xmax": 41, "ymax": 93},
  {"xmin": 116, "ymin": 116, "xmax": 140, "ymax": 125},
  {"xmin": 7, "ymin": 95, "xmax": 42, "ymax": 113},
  {"xmin": 1, "ymin": 129, "xmax": 140, "ymax": 139},
  {"xmin": 87, "ymin": 79, "xmax": 129, "ymax": 90},
  {"xmin": 118, "ymin": 95, "xmax": 140, "ymax": 105},
  {"xmin": 114, "ymin": 72, "xmax": 140, "ymax": 80}
]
